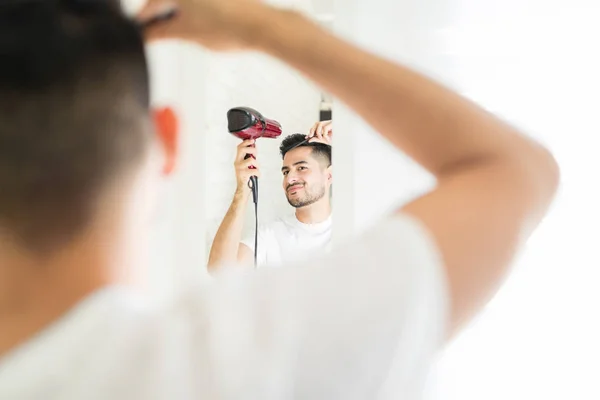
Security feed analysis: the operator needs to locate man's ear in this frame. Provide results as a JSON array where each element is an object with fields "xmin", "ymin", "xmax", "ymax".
[
  {"xmin": 326, "ymin": 165, "xmax": 333, "ymax": 183},
  {"xmin": 153, "ymin": 106, "xmax": 179, "ymax": 175}
]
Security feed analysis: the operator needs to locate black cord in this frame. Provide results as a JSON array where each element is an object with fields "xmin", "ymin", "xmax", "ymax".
[
  {"xmin": 248, "ymin": 176, "xmax": 259, "ymax": 268},
  {"xmin": 254, "ymin": 199, "xmax": 258, "ymax": 269}
]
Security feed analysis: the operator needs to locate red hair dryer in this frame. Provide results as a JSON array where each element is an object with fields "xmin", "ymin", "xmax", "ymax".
[
  {"xmin": 227, "ymin": 107, "xmax": 282, "ymax": 140},
  {"xmin": 227, "ymin": 107, "xmax": 282, "ymax": 267},
  {"xmin": 227, "ymin": 107, "xmax": 282, "ymax": 204}
]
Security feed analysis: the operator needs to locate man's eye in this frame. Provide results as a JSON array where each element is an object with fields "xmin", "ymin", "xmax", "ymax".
[
  {"xmin": 298, "ymin": 166, "xmax": 307, "ymax": 171},
  {"xmin": 282, "ymin": 171, "xmax": 288, "ymax": 176}
]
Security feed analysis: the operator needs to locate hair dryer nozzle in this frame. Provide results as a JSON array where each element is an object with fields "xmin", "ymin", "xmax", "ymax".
[{"xmin": 227, "ymin": 107, "xmax": 282, "ymax": 140}]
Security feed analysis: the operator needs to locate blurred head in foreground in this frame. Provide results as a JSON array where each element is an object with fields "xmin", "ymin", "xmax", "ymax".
[{"xmin": 0, "ymin": 0, "xmax": 178, "ymax": 284}]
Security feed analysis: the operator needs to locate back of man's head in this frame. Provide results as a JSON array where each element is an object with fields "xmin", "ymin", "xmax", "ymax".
[
  {"xmin": 0, "ymin": 0, "xmax": 150, "ymax": 253},
  {"xmin": 280, "ymin": 133, "xmax": 332, "ymax": 168}
]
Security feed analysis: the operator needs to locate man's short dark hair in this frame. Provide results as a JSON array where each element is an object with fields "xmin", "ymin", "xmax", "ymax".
[
  {"xmin": 279, "ymin": 133, "xmax": 332, "ymax": 168},
  {"xmin": 0, "ymin": 1, "xmax": 150, "ymax": 252}
]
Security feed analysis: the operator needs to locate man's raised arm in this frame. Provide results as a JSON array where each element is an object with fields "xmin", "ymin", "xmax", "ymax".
[{"xmin": 258, "ymin": 11, "xmax": 558, "ymax": 335}]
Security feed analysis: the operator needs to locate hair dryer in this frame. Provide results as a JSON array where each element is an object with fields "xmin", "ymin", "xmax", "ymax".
[
  {"xmin": 227, "ymin": 107, "xmax": 282, "ymax": 140},
  {"xmin": 227, "ymin": 107, "xmax": 282, "ymax": 268},
  {"xmin": 227, "ymin": 107, "xmax": 282, "ymax": 204}
]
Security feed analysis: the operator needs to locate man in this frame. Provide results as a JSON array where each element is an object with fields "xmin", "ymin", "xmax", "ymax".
[
  {"xmin": 208, "ymin": 121, "xmax": 333, "ymax": 269},
  {"xmin": 0, "ymin": 0, "xmax": 559, "ymax": 399}
]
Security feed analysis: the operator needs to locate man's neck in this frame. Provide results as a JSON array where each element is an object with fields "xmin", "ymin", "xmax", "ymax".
[{"xmin": 295, "ymin": 198, "xmax": 331, "ymax": 224}]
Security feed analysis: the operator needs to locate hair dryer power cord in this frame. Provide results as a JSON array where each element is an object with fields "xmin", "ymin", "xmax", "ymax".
[{"xmin": 248, "ymin": 176, "xmax": 259, "ymax": 268}]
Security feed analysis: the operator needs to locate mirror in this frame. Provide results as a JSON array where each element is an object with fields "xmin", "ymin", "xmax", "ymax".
[
  {"xmin": 189, "ymin": 4, "xmax": 338, "ymax": 272},
  {"xmin": 203, "ymin": 59, "xmax": 334, "ymax": 270},
  {"xmin": 141, "ymin": 0, "xmax": 337, "ymax": 291}
]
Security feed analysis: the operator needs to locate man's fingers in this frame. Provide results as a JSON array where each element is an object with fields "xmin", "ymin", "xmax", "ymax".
[
  {"xmin": 315, "ymin": 123, "xmax": 322, "ymax": 137},
  {"xmin": 238, "ymin": 145, "xmax": 257, "ymax": 155},
  {"xmin": 249, "ymin": 168, "xmax": 261, "ymax": 178},
  {"xmin": 308, "ymin": 121, "xmax": 333, "ymax": 142},
  {"xmin": 239, "ymin": 156, "xmax": 259, "ymax": 168},
  {"xmin": 321, "ymin": 120, "xmax": 332, "ymax": 137},
  {"xmin": 237, "ymin": 139, "xmax": 255, "ymax": 148},
  {"xmin": 137, "ymin": 0, "xmax": 179, "ymax": 41},
  {"xmin": 137, "ymin": 0, "xmax": 177, "ymax": 23},
  {"xmin": 238, "ymin": 146, "xmax": 257, "ymax": 157},
  {"xmin": 239, "ymin": 160, "xmax": 260, "ymax": 175},
  {"xmin": 235, "ymin": 140, "xmax": 255, "ymax": 158},
  {"xmin": 316, "ymin": 125, "xmax": 325, "ymax": 140}
]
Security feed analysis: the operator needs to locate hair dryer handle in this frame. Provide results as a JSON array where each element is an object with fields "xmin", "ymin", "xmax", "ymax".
[{"xmin": 248, "ymin": 176, "xmax": 258, "ymax": 204}]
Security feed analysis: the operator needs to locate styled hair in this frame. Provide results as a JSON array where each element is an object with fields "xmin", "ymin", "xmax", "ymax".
[
  {"xmin": 279, "ymin": 133, "xmax": 332, "ymax": 167},
  {"xmin": 0, "ymin": 0, "xmax": 151, "ymax": 252}
]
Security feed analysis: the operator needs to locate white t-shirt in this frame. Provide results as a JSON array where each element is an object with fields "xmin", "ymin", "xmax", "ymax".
[
  {"xmin": 0, "ymin": 214, "xmax": 448, "ymax": 400},
  {"xmin": 241, "ymin": 214, "xmax": 332, "ymax": 267}
]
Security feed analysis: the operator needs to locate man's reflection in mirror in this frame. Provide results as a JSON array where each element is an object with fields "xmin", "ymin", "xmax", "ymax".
[{"xmin": 208, "ymin": 120, "xmax": 333, "ymax": 271}]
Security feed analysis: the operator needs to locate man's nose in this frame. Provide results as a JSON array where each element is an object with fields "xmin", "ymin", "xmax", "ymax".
[{"xmin": 286, "ymin": 173, "xmax": 298, "ymax": 185}]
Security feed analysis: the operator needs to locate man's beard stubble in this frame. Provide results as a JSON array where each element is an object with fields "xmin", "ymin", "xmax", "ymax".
[{"xmin": 286, "ymin": 183, "xmax": 326, "ymax": 208}]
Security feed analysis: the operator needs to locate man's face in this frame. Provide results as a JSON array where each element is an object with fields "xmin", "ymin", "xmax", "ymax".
[{"xmin": 281, "ymin": 146, "xmax": 330, "ymax": 208}]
